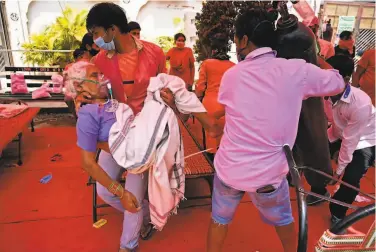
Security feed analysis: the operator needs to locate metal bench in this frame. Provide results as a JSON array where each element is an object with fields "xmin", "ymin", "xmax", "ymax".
[
  {"xmin": 283, "ymin": 145, "xmax": 375, "ymax": 252},
  {"xmin": 0, "ymin": 66, "xmax": 64, "ymax": 101},
  {"xmin": 87, "ymin": 118, "xmax": 215, "ymax": 223}
]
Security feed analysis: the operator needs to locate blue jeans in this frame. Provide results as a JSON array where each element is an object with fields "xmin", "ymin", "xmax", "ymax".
[
  {"xmin": 97, "ymin": 151, "xmax": 150, "ymax": 250},
  {"xmin": 212, "ymin": 174, "xmax": 294, "ymax": 226}
]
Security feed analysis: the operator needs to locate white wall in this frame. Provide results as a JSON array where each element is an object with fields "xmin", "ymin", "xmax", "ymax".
[
  {"xmin": 136, "ymin": 0, "xmax": 201, "ymax": 44},
  {"xmin": 27, "ymin": 1, "xmax": 95, "ymax": 35}
]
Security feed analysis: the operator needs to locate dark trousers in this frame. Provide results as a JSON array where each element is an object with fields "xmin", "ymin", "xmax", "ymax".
[{"xmin": 328, "ymin": 140, "xmax": 375, "ymax": 219}]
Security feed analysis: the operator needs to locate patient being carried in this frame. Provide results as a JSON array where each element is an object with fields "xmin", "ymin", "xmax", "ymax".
[{"xmin": 66, "ymin": 61, "xmax": 219, "ymax": 231}]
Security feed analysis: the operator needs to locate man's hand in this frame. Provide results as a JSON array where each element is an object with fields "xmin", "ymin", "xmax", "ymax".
[
  {"xmin": 160, "ymin": 88, "xmax": 176, "ymax": 109},
  {"xmin": 329, "ymin": 173, "xmax": 341, "ymax": 185},
  {"xmin": 97, "ymin": 142, "xmax": 110, "ymax": 153},
  {"xmin": 75, "ymin": 93, "xmax": 94, "ymax": 113},
  {"xmin": 120, "ymin": 190, "xmax": 141, "ymax": 213},
  {"xmin": 206, "ymin": 117, "xmax": 222, "ymax": 138},
  {"xmin": 173, "ymin": 65, "xmax": 183, "ymax": 72}
]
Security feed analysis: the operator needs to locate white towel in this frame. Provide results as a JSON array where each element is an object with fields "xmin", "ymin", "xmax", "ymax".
[{"xmin": 109, "ymin": 73, "xmax": 205, "ymax": 230}]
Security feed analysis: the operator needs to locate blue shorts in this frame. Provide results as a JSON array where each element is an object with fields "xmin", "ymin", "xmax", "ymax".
[{"xmin": 212, "ymin": 174, "xmax": 294, "ymax": 226}]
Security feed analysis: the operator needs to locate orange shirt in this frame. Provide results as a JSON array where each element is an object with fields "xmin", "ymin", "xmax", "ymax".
[
  {"xmin": 318, "ymin": 39, "xmax": 335, "ymax": 60},
  {"xmin": 358, "ymin": 49, "xmax": 375, "ymax": 104},
  {"xmin": 93, "ymin": 37, "xmax": 166, "ymax": 114},
  {"xmin": 167, "ymin": 47, "xmax": 195, "ymax": 86},
  {"xmin": 196, "ymin": 59, "xmax": 235, "ymax": 153},
  {"xmin": 118, "ymin": 49, "xmax": 138, "ymax": 98}
]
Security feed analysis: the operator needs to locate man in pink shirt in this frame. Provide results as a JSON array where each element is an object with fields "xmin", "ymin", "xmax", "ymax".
[{"xmin": 206, "ymin": 9, "xmax": 345, "ymax": 252}]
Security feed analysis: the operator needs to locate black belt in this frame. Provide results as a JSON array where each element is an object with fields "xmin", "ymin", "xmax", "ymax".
[{"xmin": 123, "ymin": 80, "xmax": 134, "ymax": 85}]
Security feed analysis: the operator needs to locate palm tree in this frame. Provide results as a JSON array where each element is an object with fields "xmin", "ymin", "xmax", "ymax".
[{"xmin": 22, "ymin": 7, "xmax": 87, "ymax": 67}]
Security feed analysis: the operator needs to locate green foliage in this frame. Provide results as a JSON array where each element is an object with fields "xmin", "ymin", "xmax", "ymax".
[
  {"xmin": 22, "ymin": 7, "xmax": 88, "ymax": 67},
  {"xmin": 194, "ymin": 1, "xmax": 272, "ymax": 62},
  {"xmin": 173, "ymin": 17, "xmax": 182, "ymax": 28},
  {"xmin": 155, "ymin": 35, "xmax": 174, "ymax": 70},
  {"xmin": 155, "ymin": 36, "xmax": 174, "ymax": 53}
]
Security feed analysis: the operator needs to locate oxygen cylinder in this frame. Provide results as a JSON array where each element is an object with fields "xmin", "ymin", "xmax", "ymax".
[{"xmin": 275, "ymin": 1, "xmax": 333, "ymax": 188}]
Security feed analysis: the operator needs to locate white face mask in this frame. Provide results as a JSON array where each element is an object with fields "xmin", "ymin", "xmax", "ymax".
[{"xmin": 94, "ymin": 34, "xmax": 115, "ymax": 51}]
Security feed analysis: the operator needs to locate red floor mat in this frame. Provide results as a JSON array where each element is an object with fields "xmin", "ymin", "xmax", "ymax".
[{"xmin": 0, "ymin": 126, "xmax": 374, "ymax": 252}]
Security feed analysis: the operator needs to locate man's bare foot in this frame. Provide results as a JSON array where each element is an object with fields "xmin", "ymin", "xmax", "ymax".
[{"xmin": 119, "ymin": 248, "xmax": 131, "ymax": 252}]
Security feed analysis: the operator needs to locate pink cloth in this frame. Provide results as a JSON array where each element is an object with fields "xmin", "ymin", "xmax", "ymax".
[
  {"xmin": 93, "ymin": 38, "xmax": 166, "ymax": 114},
  {"xmin": 32, "ymin": 81, "xmax": 50, "ymax": 99},
  {"xmin": 32, "ymin": 87, "xmax": 51, "ymax": 99},
  {"xmin": 214, "ymin": 47, "xmax": 345, "ymax": 192},
  {"xmin": 51, "ymin": 74, "xmax": 63, "ymax": 93},
  {"xmin": 293, "ymin": 0, "xmax": 318, "ymax": 27},
  {"xmin": 0, "ymin": 104, "xmax": 28, "ymax": 118},
  {"xmin": 10, "ymin": 74, "xmax": 28, "ymax": 94}
]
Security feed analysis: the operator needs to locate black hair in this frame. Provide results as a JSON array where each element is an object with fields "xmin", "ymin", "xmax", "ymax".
[
  {"xmin": 174, "ymin": 33, "xmax": 186, "ymax": 42},
  {"xmin": 73, "ymin": 49, "xmax": 84, "ymax": 60},
  {"xmin": 326, "ymin": 55, "xmax": 354, "ymax": 78},
  {"xmin": 128, "ymin": 21, "xmax": 141, "ymax": 31},
  {"xmin": 234, "ymin": 8, "xmax": 276, "ymax": 48},
  {"xmin": 210, "ymin": 33, "xmax": 228, "ymax": 51},
  {"xmin": 80, "ymin": 33, "xmax": 94, "ymax": 51},
  {"xmin": 210, "ymin": 33, "xmax": 230, "ymax": 60},
  {"xmin": 339, "ymin": 31, "xmax": 353, "ymax": 40},
  {"xmin": 86, "ymin": 2, "xmax": 129, "ymax": 33}
]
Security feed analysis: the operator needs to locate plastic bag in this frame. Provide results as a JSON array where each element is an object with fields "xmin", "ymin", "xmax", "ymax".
[
  {"xmin": 10, "ymin": 73, "xmax": 28, "ymax": 94},
  {"xmin": 32, "ymin": 87, "xmax": 51, "ymax": 99},
  {"xmin": 51, "ymin": 74, "xmax": 63, "ymax": 93},
  {"xmin": 293, "ymin": 0, "xmax": 318, "ymax": 27}
]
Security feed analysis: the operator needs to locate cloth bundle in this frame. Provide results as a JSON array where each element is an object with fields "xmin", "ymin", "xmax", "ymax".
[
  {"xmin": 0, "ymin": 104, "xmax": 28, "ymax": 118},
  {"xmin": 10, "ymin": 74, "xmax": 28, "ymax": 94},
  {"xmin": 109, "ymin": 73, "xmax": 206, "ymax": 230},
  {"xmin": 32, "ymin": 74, "xmax": 63, "ymax": 99}
]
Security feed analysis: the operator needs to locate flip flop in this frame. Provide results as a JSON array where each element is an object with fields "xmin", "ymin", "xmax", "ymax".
[
  {"xmin": 50, "ymin": 154, "xmax": 62, "ymax": 162},
  {"xmin": 140, "ymin": 224, "xmax": 156, "ymax": 241}
]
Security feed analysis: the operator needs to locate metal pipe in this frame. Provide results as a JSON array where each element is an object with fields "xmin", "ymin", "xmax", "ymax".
[
  {"xmin": 300, "ymin": 166, "xmax": 375, "ymax": 200},
  {"xmin": 330, "ymin": 204, "xmax": 375, "ymax": 235},
  {"xmin": 283, "ymin": 144, "xmax": 308, "ymax": 252}
]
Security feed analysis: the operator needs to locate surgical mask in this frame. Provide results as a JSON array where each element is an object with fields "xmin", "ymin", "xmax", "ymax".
[{"xmin": 94, "ymin": 35, "xmax": 115, "ymax": 51}]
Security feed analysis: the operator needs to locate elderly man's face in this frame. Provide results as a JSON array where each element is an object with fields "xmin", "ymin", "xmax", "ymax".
[{"xmin": 75, "ymin": 65, "xmax": 107, "ymax": 103}]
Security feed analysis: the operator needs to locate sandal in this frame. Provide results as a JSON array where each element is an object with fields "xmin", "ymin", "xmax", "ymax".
[
  {"xmin": 50, "ymin": 153, "xmax": 62, "ymax": 162},
  {"xmin": 140, "ymin": 223, "xmax": 156, "ymax": 240}
]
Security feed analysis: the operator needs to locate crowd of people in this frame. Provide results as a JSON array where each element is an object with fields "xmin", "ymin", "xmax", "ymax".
[{"xmin": 63, "ymin": 2, "xmax": 375, "ymax": 252}]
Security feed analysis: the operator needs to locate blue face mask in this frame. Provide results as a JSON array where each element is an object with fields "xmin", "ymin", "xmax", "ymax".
[{"xmin": 94, "ymin": 34, "xmax": 115, "ymax": 51}]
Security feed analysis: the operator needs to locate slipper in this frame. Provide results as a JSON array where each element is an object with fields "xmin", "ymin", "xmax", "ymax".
[
  {"xmin": 40, "ymin": 174, "xmax": 52, "ymax": 184},
  {"xmin": 140, "ymin": 224, "xmax": 156, "ymax": 241},
  {"xmin": 50, "ymin": 154, "xmax": 62, "ymax": 162}
]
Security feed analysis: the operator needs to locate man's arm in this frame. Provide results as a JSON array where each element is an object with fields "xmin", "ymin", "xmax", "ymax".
[
  {"xmin": 192, "ymin": 112, "xmax": 222, "ymax": 138},
  {"xmin": 302, "ymin": 62, "xmax": 345, "ymax": 98},
  {"xmin": 336, "ymin": 104, "xmax": 372, "ymax": 176},
  {"xmin": 189, "ymin": 48, "xmax": 195, "ymax": 85},
  {"xmin": 352, "ymin": 66, "xmax": 366, "ymax": 88}
]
